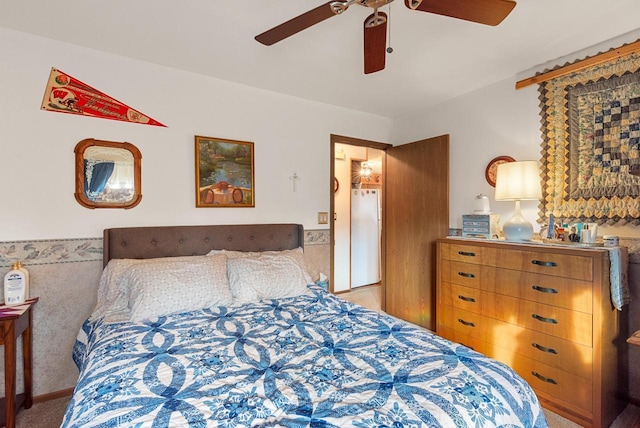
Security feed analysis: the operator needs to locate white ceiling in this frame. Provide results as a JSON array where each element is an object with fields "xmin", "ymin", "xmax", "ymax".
[{"xmin": 2, "ymin": 0, "xmax": 640, "ymax": 118}]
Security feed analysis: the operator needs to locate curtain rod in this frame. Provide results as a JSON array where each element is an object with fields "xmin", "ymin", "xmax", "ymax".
[{"xmin": 515, "ymin": 39, "xmax": 640, "ymax": 90}]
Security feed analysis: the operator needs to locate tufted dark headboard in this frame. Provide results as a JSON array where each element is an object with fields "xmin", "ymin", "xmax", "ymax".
[{"xmin": 103, "ymin": 224, "xmax": 304, "ymax": 267}]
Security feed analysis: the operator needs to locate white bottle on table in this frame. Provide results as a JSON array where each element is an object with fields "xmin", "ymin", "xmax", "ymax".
[{"xmin": 3, "ymin": 262, "xmax": 27, "ymax": 306}]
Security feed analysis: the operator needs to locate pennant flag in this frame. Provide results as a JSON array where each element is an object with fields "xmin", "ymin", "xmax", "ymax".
[{"xmin": 41, "ymin": 67, "xmax": 166, "ymax": 127}]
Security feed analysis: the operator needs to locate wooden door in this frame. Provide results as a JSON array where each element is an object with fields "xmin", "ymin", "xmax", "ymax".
[{"xmin": 384, "ymin": 134, "xmax": 449, "ymax": 330}]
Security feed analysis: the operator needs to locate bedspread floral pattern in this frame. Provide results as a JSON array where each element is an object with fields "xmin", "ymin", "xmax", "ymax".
[{"xmin": 63, "ymin": 286, "xmax": 546, "ymax": 427}]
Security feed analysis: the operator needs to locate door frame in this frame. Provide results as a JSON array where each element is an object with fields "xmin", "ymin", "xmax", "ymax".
[{"xmin": 330, "ymin": 134, "xmax": 391, "ymax": 308}]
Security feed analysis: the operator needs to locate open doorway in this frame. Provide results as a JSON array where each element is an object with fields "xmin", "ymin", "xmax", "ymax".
[
  {"xmin": 334, "ymin": 144, "xmax": 384, "ymax": 292},
  {"xmin": 330, "ymin": 133, "xmax": 449, "ymax": 330},
  {"xmin": 330, "ymin": 135, "xmax": 391, "ymax": 305}
]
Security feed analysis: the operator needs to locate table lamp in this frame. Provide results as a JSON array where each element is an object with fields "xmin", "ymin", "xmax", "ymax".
[{"xmin": 494, "ymin": 160, "xmax": 542, "ymax": 241}]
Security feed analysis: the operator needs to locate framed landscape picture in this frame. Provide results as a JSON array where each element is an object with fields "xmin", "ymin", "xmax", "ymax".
[{"xmin": 195, "ymin": 135, "xmax": 255, "ymax": 207}]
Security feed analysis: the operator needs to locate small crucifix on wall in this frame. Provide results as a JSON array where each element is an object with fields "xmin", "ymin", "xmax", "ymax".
[{"xmin": 289, "ymin": 171, "xmax": 299, "ymax": 192}]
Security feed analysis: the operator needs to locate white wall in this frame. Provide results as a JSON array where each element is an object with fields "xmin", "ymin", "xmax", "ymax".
[
  {"xmin": 391, "ymin": 29, "xmax": 640, "ymax": 239},
  {"xmin": 0, "ymin": 27, "xmax": 393, "ymax": 241}
]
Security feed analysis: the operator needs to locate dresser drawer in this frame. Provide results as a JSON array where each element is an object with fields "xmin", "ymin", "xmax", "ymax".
[
  {"xmin": 440, "ymin": 325, "xmax": 593, "ymax": 411},
  {"xmin": 492, "ymin": 347, "xmax": 593, "ymax": 412},
  {"xmin": 440, "ymin": 260, "xmax": 482, "ymax": 288},
  {"xmin": 480, "ymin": 317, "xmax": 592, "ymax": 380},
  {"xmin": 483, "ymin": 292, "xmax": 593, "ymax": 347},
  {"xmin": 438, "ymin": 305, "xmax": 484, "ymax": 337},
  {"xmin": 439, "ymin": 283, "xmax": 482, "ymax": 314},
  {"xmin": 483, "ymin": 248, "xmax": 593, "ymax": 281},
  {"xmin": 481, "ymin": 266, "xmax": 593, "ymax": 313},
  {"xmin": 438, "ymin": 304, "xmax": 593, "ymax": 379},
  {"xmin": 437, "ymin": 327, "xmax": 488, "ymax": 355},
  {"xmin": 440, "ymin": 243, "xmax": 484, "ymax": 264}
]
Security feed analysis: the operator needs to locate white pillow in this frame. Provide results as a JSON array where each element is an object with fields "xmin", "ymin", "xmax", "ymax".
[
  {"xmin": 91, "ymin": 255, "xmax": 227, "ymax": 323},
  {"xmin": 227, "ymin": 253, "xmax": 310, "ymax": 305},
  {"xmin": 126, "ymin": 254, "xmax": 232, "ymax": 322},
  {"xmin": 208, "ymin": 247, "xmax": 313, "ymax": 284},
  {"xmin": 93, "ymin": 257, "xmax": 182, "ymax": 322}
]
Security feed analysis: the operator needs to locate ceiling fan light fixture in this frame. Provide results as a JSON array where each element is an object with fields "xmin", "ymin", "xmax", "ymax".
[
  {"xmin": 330, "ymin": 1, "xmax": 351, "ymax": 14},
  {"xmin": 360, "ymin": 0, "xmax": 394, "ymax": 8},
  {"xmin": 365, "ymin": 12, "xmax": 387, "ymax": 28}
]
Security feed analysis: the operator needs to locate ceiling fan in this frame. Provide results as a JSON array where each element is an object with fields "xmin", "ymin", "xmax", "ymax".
[{"xmin": 255, "ymin": 0, "xmax": 516, "ymax": 74}]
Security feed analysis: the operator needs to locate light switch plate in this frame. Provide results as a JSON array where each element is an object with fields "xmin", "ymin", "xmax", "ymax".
[{"xmin": 318, "ymin": 212, "xmax": 329, "ymax": 224}]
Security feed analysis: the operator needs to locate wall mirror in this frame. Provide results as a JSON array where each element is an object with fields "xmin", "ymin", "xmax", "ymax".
[{"xmin": 74, "ymin": 138, "xmax": 142, "ymax": 209}]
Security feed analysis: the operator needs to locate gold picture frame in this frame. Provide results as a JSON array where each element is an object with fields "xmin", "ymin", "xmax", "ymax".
[{"xmin": 195, "ymin": 136, "xmax": 255, "ymax": 207}]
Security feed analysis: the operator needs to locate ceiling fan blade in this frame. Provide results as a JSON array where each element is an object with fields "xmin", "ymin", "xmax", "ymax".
[
  {"xmin": 255, "ymin": 2, "xmax": 343, "ymax": 46},
  {"xmin": 363, "ymin": 12, "xmax": 387, "ymax": 74},
  {"xmin": 405, "ymin": 0, "xmax": 516, "ymax": 26}
]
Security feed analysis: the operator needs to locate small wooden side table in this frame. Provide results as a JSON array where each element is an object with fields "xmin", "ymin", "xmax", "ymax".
[{"xmin": 0, "ymin": 297, "xmax": 38, "ymax": 428}]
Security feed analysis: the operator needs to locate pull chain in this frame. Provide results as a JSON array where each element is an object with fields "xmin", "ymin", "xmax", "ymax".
[{"xmin": 386, "ymin": 4, "xmax": 393, "ymax": 53}]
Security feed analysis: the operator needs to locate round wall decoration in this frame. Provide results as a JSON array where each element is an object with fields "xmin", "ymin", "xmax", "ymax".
[{"xmin": 485, "ymin": 156, "xmax": 515, "ymax": 187}]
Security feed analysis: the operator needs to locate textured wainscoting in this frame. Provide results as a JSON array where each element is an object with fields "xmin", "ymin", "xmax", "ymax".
[
  {"xmin": 0, "ymin": 237, "xmax": 104, "ymax": 397},
  {"xmin": 302, "ymin": 229, "xmax": 330, "ymax": 282},
  {"xmin": 0, "ymin": 229, "xmax": 331, "ymax": 398},
  {"xmin": 0, "ymin": 260, "xmax": 103, "ymax": 397}
]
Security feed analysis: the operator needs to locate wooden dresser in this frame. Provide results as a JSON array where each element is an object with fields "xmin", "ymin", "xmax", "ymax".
[{"xmin": 436, "ymin": 237, "xmax": 626, "ymax": 428}]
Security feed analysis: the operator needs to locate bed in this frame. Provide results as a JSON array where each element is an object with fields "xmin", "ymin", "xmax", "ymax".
[{"xmin": 62, "ymin": 223, "xmax": 547, "ymax": 427}]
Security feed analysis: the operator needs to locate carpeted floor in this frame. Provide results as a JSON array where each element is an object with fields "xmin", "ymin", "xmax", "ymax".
[{"xmin": 16, "ymin": 396, "xmax": 70, "ymax": 428}]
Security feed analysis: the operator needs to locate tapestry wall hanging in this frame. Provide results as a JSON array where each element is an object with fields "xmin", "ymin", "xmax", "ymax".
[
  {"xmin": 539, "ymin": 52, "xmax": 640, "ymax": 225},
  {"xmin": 41, "ymin": 68, "xmax": 166, "ymax": 127}
]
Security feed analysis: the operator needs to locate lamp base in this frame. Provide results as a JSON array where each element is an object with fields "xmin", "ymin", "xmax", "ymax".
[{"xmin": 502, "ymin": 200, "xmax": 534, "ymax": 241}]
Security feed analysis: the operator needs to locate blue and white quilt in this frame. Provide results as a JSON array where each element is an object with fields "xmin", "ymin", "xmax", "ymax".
[{"xmin": 62, "ymin": 285, "xmax": 547, "ymax": 427}]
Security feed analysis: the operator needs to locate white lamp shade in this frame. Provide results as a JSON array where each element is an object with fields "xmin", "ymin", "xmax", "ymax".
[
  {"xmin": 494, "ymin": 160, "xmax": 542, "ymax": 241},
  {"xmin": 494, "ymin": 161, "xmax": 542, "ymax": 201}
]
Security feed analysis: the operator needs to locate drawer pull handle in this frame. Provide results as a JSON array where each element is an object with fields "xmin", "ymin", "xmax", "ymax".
[
  {"xmin": 531, "ymin": 371, "xmax": 558, "ymax": 385},
  {"xmin": 531, "ymin": 260, "xmax": 558, "ymax": 268},
  {"xmin": 457, "ymin": 272, "xmax": 475, "ymax": 278},
  {"xmin": 457, "ymin": 318, "xmax": 475, "ymax": 327},
  {"xmin": 532, "ymin": 285, "xmax": 558, "ymax": 294},
  {"xmin": 457, "ymin": 251, "xmax": 476, "ymax": 257},
  {"xmin": 532, "ymin": 343, "xmax": 558, "ymax": 354},
  {"xmin": 532, "ymin": 314, "xmax": 558, "ymax": 324},
  {"xmin": 458, "ymin": 295, "xmax": 476, "ymax": 303}
]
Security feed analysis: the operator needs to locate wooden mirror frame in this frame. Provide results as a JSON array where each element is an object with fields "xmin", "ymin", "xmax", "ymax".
[{"xmin": 74, "ymin": 138, "xmax": 142, "ymax": 209}]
